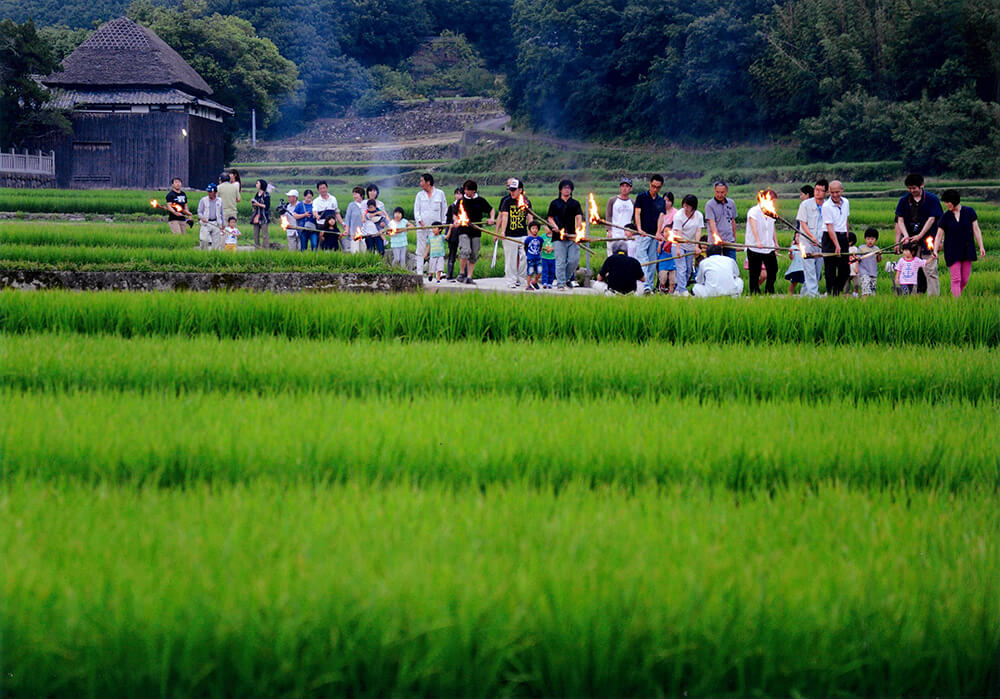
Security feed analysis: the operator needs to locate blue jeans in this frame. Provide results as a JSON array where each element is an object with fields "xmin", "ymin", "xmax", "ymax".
[
  {"xmin": 553, "ymin": 240, "xmax": 580, "ymax": 287},
  {"xmin": 801, "ymin": 254, "xmax": 823, "ymax": 297},
  {"xmin": 541, "ymin": 258, "xmax": 556, "ymax": 286},
  {"xmin": 722, "ymin": 248, "xmax": 737, "ymax": 262},
  {"xmin": 299, "ymin": 227, "xmax": 318, "ymax": 251},
  {"xmin": 636, "ymin": 236, "xmax": 657, "ymax": 291},
  {"xmin": 674, "ymin": 254, "xmax": 693, "ymax": 294},
  {"xmin": 365, "ymin": 236, "xmax": 385, "ymax": 255}
]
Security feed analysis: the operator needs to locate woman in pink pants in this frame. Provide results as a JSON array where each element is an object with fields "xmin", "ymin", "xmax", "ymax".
[{"xmin": 934, "ymin": 190, "xmax": 987, "ymax": 297}]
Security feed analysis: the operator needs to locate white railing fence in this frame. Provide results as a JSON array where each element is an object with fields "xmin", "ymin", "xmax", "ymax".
[{"xmin": 0, "ymin": 149, "xmax": 56, "ymax": 176}]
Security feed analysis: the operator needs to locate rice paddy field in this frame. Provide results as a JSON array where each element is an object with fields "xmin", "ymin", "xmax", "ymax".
[{"xmin": 1, "ymin": 186, "xmax": 1000, "ymax": 697}]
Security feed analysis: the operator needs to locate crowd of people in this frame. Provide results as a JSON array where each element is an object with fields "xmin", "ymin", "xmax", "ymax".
[{"xmin": 162, "ymin": 170, "xmax": 987, "ymax": 297}]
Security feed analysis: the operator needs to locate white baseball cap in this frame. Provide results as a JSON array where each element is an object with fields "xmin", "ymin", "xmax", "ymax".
[{"xmin": 286, "ymin": 189, "xmax": 299, "ymax": 197}]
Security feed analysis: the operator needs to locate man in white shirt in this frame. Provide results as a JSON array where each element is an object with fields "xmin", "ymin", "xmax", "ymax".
[
  {"xmin": 605, "ymin": 177, "xmax": 635, "ymax": 257},
  {"xmin": 313, "ymin": 181, "xmax": 345, "ymax": 251},
  {"xmin": 795, "ymin": 180, "xmax": 826, "ymax": 296},
  {"xmin": 821, "ymin": 179, "xmax": 851, "ymax": 296},
  {"xmin": 692, "ymin": 245, "xmax": 743, "ymax": 297},
  {"xmin": 413, "ymin": 173, "xmax": 447, "ymax": 276}
]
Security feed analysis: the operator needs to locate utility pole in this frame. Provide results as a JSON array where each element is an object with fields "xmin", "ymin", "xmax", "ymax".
[{"xmin": 251, "ymin": 108, "xmax": 257, "ymax": 148}]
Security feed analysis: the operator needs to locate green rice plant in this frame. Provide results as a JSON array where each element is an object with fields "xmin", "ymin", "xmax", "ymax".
[
  {"xmin": 2, "ymin": 481, "xmax": 997, "ymax": 697},
  {"xmin": 4, "ymin": 334, "xmax": 1000, "ymax": 404},
  {"xmin": 3, "ymin": 390, "xmax": 997, "ymax": 490},
  {"xmin": 0, "ymin": 245, "xmax": 395, "ymax": 273},
  {"xmin": 0, "ymin": 223, "xmax": 195, "ymax": 249},
  {"xmin": 3, "ymin": 291, "xmax": 999, "ymax": 345}
]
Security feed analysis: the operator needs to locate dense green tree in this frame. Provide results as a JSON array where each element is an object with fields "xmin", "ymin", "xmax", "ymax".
[
  {"xmin": 36, "ymin": 25, "xmax": 91, "ymax": 62},
  {"xmin": 126, "ymin": 0, "xmax": 298, "ymax": 159},
  {"xmin": 0, "ymin": 19, "xmax": 71, "ymax": 148}
]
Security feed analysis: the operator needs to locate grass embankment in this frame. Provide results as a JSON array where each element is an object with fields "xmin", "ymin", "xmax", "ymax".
[{"xmin": 0, "ymin": 245, "xmax": 397, "ymax": 274}]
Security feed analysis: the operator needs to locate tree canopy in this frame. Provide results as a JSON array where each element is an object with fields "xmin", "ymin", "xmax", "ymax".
[{"xmin": 0, "ymin": 19, "xmax": 70, "ymax": 148}]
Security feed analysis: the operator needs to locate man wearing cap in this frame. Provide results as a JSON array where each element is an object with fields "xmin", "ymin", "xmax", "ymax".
[
  {"xmin": 606, "ymin": 177, "xmax": 635, "ymax": 258},
  {"xmin": 197, "ymin": 183, "xmax": 224, "ymax": 250},
  {"xmin": 894, "ymin": 172, "xmax": 943, "ymax": 295},
  {"xmin": 705, "ymin": 181, "xmax": 738, "ymax": 261},
  {"xmin": 633, "ymin": 174, "xmax": 666, "ymax": 294},
  {"xmin": 546, "ymin": 179, "xmax": 585, "ymax": 290},
  {"xmin": 413, "ymin": 173, "xmax": 448, "ymax": 277},
  {"xmin": 496, "ymin": 178, "xmax": 532, "ymax": 288},
  {"xmin": 283, "ymin": 190, "xmax": 300, "ymax": 251}
]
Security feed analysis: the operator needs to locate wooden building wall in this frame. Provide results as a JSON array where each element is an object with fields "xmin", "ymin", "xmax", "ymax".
[
  {"xmin": 45, "ymin": 111, "xmax": 224, "ymax": 190},
  {"xmin": 186, "ymin": 115, "xmax": 225, "ymax": 191}
]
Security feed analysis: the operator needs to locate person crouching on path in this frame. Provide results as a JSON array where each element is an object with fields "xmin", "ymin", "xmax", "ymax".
[
  {"xmin": 197, "ymin": 182, "xmax": 224, "ymax": 250},
  {"xmin": 693, "ymin": 245, "xmax": 744, "ymax": 297},
  {"xmin": 596, "ymin": 240, "xmax": 645, "ymax": 295},
  {"xmin": 546, "ymin": 178, "xmax": 585, "ymax": 290},
  {"xmin": 455, "ymin": 179, "xmax": 495, "ymax": 285}
]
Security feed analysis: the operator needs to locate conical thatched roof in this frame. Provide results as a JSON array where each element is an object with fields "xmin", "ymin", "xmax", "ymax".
[{"xmin": 44, "ymin": 17, "xmax": 212, "ymax": 98}]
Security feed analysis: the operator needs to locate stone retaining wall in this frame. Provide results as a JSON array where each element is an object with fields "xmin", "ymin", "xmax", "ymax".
[
  {"xmin": 0, "ymin": 269, "xmax": 423, "ymax": 293},
  {"xmin": 0, "ymin": 173, "xmax": 56, "ymax": 189}
]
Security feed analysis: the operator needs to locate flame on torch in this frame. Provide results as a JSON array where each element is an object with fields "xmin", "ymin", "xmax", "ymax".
[
  {"xmin": 574, "ymin": 221, "xmax": 586, "ymax": 243},
  {"xmin": 389, "ymin": 220, "xmax": 398, "ymax": 234},
  {"xmin": 354, "ymin": 227, "xmax": 363, "ymax": 241},
  {"xmin": 757, "ymin": 190, "xmax": 778, "ymax": 219},
  {"xmin": 798, "ymin": 238, "xmax": 808, "ymax": 259},
  {"xmin": 712, "ymin": 230, "xmax": 722, "ymax": 245},
  {"xmin": 926, "ymin": 236, "xmax": 934, "ymax": 251},
  {"xmin": 516, "ymin": 193, "xmax": 527, "ymax": 210},
  {"xmin": 150, "ymin": 199, "xmax": 158, "ymax": 208},
  {"xmin": 280, "ymin": 217, "xmax": 289, "ymax": 231},
  {"xmin": 456, "ymin": 201, "xmax": 470, "ymax": 227},
  {"xmin": 559, "ymin": 228, "xmax": 566, "ymax": 241},
  {"xmin": 587, "ymin": 193, "xmax": 600, "ymax": 224}
]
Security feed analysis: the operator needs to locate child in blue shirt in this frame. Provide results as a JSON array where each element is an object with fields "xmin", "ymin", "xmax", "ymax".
[
  {"xmin": 388, "ymin": 206, "xmax": 410, "ymax": 267},
  {"xmin": 524, "ymin": 220, "xmax": 543, "ymax": 290}
]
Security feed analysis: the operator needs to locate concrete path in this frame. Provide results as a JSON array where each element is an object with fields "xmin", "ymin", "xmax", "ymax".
[{"xmin": 422, "ymin": 276, "xmax": 602, "ymax": 295}]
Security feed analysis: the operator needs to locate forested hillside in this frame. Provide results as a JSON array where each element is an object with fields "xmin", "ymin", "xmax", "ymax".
[{"xmin": 3, "ymin": 0, "xmax": 1000, "ymax": 172}]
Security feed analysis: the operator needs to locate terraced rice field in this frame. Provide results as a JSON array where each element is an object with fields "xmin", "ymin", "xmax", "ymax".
[{"xmin": 2, "ymin": 290, "xmax": 999, "ymax": 697}]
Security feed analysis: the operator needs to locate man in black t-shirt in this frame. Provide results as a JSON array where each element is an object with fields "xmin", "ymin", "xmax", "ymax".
[
  {"xmin": 455, "ymin": 179, "xmax": 495, "ymax": 284},
  {"xmin": 598, "ymin": 241, "xmax": 645, "ymax": 294},
  {"xmin": 444, "ymin": 187, "xmax": 463, "ymax": 280},
  {"xmin": 546, "ymin": 179, "xmax": 584, "ymax": 289},
  {"xmin": 164, "ymin": 177, "xmax": 192, "ymax": 234},
  {"xmin": 496, "ymin": 177, "xmax": 532, "ymax": 288},
  {"xmin": 632, "ymin": 174, "xmax": 665, "ymax": 294}
]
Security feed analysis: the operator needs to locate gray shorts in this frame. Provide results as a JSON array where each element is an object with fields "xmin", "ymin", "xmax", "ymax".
[{"xmin": 459, "ymin": 234, "xmax": 481, "ymax": 262}]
